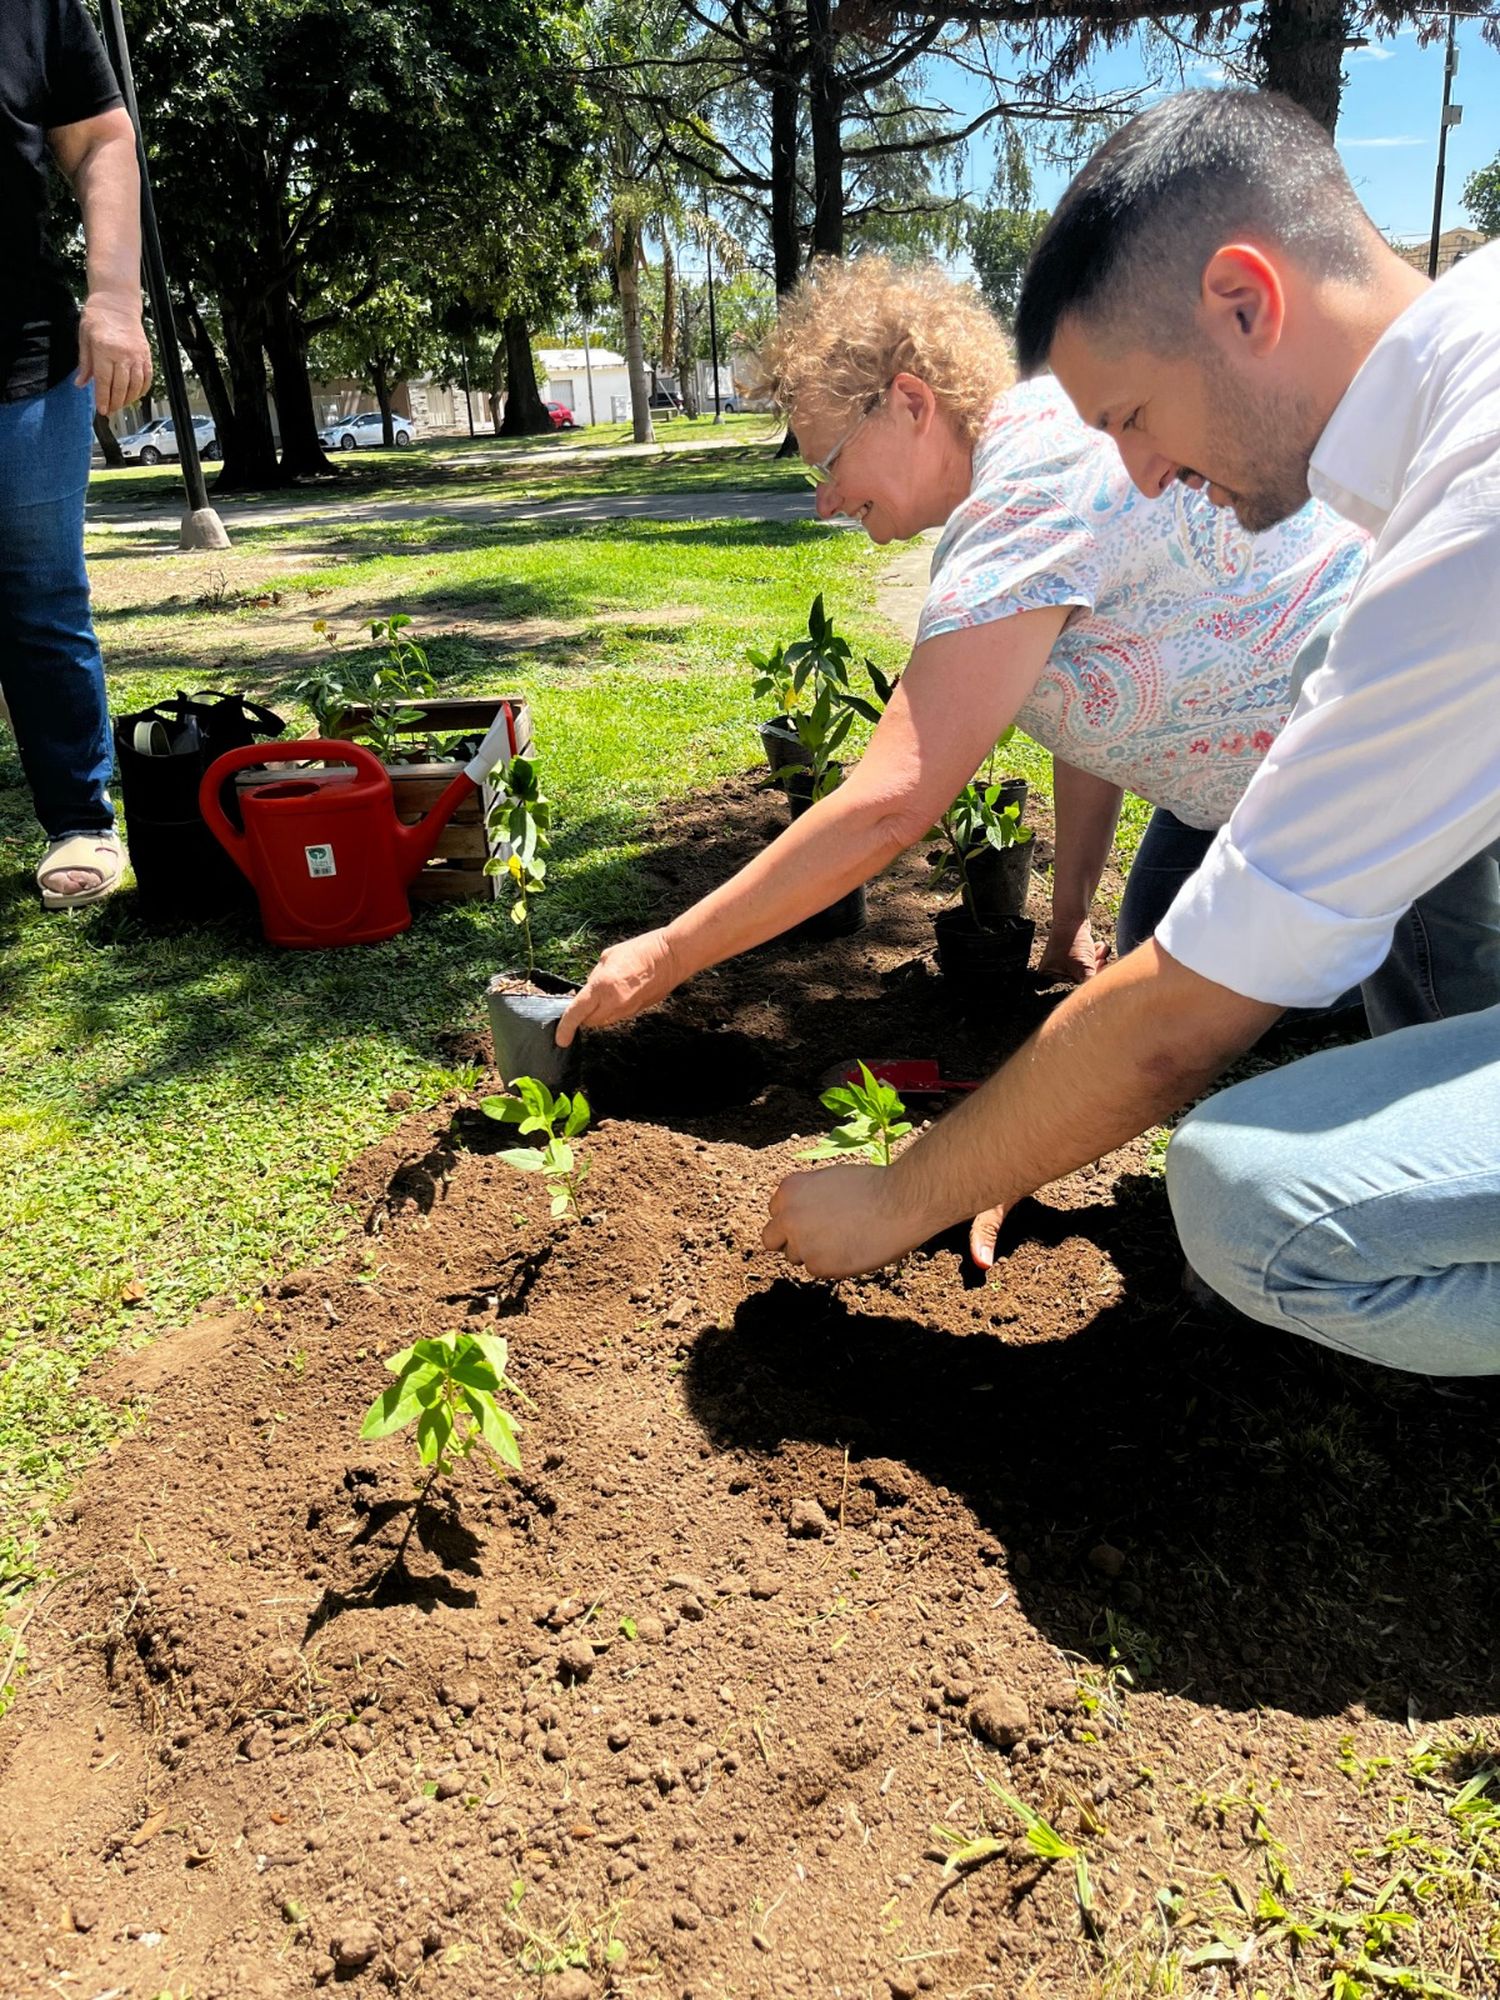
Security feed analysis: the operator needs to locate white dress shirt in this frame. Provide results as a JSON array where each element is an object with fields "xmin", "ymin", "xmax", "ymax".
[{"xmin": 1158, "ymin": 242, "xmax": 1500, "ymax": 1007}]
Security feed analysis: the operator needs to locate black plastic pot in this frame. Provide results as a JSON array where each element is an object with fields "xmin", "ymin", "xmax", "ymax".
[
  {"xmin": 933, "ymin": 907, "xmax": 1035, "ymax": 985},
  {"xmin": 486, "ymin": 969, "xmax": 582, "ymax": 1093},
  {"xmin": 962, "ymin": 838, "xmax": 1035, "ymax": 925},
  {"xmin": 996, "ymin": 776, "xmax": 1028, "ymax": 818},
  {"xmin": 782, "ymin": 768, "xmax": 866, "ymax": 938},
  {"xmin": 780, "ymin": 764, "xmax": 842, "ymax": 816},
  {"xmin": 758, "ymin": 716, "xmax": 813, "ymax": 777}
]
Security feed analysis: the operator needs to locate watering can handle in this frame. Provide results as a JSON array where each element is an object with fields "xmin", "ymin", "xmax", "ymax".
[
  {"xmin": 198, "ymin": 739, "xmax": 388, "ymax": 869},
  {"xmin": 463, "ymin": 703, "xmax": 519, "ymax": 786}
]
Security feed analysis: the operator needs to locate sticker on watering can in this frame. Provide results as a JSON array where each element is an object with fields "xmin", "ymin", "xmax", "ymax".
[{"xmin": 305, "ymin": 843, "xmax": 337, "ymax": 878}]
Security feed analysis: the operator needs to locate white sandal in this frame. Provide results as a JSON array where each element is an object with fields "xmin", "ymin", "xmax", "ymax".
[{"xmin": 38, "ymin": 831, "xmax": 126, "ymax": 910}]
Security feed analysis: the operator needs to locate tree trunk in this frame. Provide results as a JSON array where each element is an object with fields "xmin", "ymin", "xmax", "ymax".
[
  {"xmin": 266, "ymin": 292, "xmax": 338, "ymax": 480},
  {"xmin": 176, "ymin": 287, "xmax": 235, "ymax": 453},
  {"xmin": 215, "ymin": 290, "xmax": 283, "ymax": 491},
  {"xmin": 93, "ymin": 412, "xmax": 124, "ymax": 466},
  {"xmin": 617, "ymin": 220, "xmax": 656, "ymax": 446},
  {"xmin": 489, "ymin": 342, "xmax": 504, "ymax": 434},
  {"xmin": 678, "ymin": 282, "xmax": 701, "ymax": 417},
  {"xmin": 498, "ymin": 315, "xmax": 551, "ymax": 436},
  {"xmin": 806, "ymin": 0, "xmax": 844, "ymax": 258},
  {"xmin": 373, "ymin": 359, "xmax": 394, "ymax": 447},
  {"xmin": 660, "ymin": 237, "xmax": 678, "ymax": 378},
  {"xmin": 769, "ymin": 0, "xmax": 802, "ymax": 297},
  {"xmin": 1254, "ymin": 0, "xmax": 1351, "ymax": 133}
]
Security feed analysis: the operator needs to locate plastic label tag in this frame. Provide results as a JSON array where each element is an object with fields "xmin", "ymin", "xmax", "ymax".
[{"xmin": 305, "ymin": 843, "xmax": 337, "ymax": 878}]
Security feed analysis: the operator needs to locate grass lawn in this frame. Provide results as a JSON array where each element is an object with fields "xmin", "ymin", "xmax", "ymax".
[{"xmin": 0, "ymin": 495, "xmax": 904, "ymax": 1605}]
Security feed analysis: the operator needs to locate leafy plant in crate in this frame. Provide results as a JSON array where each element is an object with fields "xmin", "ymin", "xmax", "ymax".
[
  {"xmin": 484, "ymin": 755, "xmax": 580, "ymax": 1091},
  {"xmin": 291, "ymin": 614, "xmax": 437, "ymax": 762},
  {"xmin": 358, "ymin": 1330, "xmax": 525, "ymax": 1573},
  {"xmin": 482, "ymin": 1076, "xmax": 591, "ymax": 1218},
  {"xmin": 798, "ymin": 1063, "xmax": 913, "ymax": 1167}
]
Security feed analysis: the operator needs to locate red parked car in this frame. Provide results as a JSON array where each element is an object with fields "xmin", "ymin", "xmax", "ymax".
[{"xmin": 545, "ymin": 402, "xmax": 578, "ymax": 431}]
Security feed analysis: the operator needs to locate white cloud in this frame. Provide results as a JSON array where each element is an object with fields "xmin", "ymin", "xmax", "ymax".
[
  {"xmin": 1348, "ymin": 44, "xmax": 1396, "ymax": 63},
  {"xmin": 1338, "ymin": 134, "xmax": 1427, "ymax": 149}
]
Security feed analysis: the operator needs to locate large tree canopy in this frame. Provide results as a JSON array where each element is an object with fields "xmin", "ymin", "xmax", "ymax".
[{"xmin": 124, "ymin": 0, "xmax": 595, "ymax": 486}]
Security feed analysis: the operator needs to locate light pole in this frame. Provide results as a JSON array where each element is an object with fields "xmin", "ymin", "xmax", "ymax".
[
  {"xmin": 97, "ymin": 0, "xmax": 229, "ymax": 550},
  {"xmin": 1427, "ymin": 9, "xmax": 1462, "ymax": 280},
  {"xmin": 581, "ymin": 321, "xmax": 597, "ymax": 426}
]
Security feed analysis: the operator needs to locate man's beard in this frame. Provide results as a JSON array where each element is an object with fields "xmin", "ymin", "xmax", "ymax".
[{"xmin": 1198, "ymin": 351, "xmax": 1319, "ymax": 532}]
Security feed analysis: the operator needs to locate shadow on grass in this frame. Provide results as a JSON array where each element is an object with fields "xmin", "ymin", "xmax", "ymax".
[{"xmin": 682, "ymin": 1221, "xmax": 1500, "ymax": 1726}]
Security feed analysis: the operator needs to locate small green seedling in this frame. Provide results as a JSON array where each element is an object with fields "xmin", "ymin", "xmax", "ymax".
[
  {"xmin": 798, "ymin": 1062, "xmax": 912, "ymax": 1168},
  {"xmin": 485, "ymin": 755, "xmax": 552, "ymax": 976},
  {"xmin": 359, "ymin": 1331, "xmax": 524, "ymax": 1566},
  {"xmin": 482, "ymin": 1076, "xmax": 590, "ymax": 1217}
]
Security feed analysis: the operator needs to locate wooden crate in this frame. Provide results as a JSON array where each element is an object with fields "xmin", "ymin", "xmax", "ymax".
[{"xmin": 236, "ymin": 696, "xmax": 533, "ymax": 903}]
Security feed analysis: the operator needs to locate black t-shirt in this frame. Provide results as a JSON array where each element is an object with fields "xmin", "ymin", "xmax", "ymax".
[{"xmin": 1, "ymin": 0, "xmax": 124, "ymax": 402}]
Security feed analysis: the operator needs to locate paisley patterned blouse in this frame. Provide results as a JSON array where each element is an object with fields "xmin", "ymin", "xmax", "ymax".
[{"xmin": 917, "ymin": 376, "xmax": 1370, "ymax": 829}]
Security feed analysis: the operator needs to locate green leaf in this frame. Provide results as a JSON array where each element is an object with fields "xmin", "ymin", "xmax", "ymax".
[
  {"xmin": 461, "ymin": 1388, "xmax": 522, "ymax": 1470},
  {"xmin": 415, "ymin": 1402, "xmax": 451, "ymax": 1467},
  {"xmin": 467, "ymin": 1333, "xmax": 511, "ymax": 1381},
  {"xmin": 562, "ymin": 1091, "xmax": 591, "ymax": 1139},
  {"xmin": 480, "ymin": 1094, "xmax": 527, "ymax": 1125},
  {"xmin": 497, "ymin": 1146, "xmax": 546, "ymax": 1173},
  {"xmin": 447, "ymin": 1354, "xmax": 501, "ymax": 1394},
  {"xmin": 360, "ymin": 1372, "xmax": 429, "ymax": 1439},
  {"xmin": 383, "ymin": 1340, "xmax": 418, "ymax": 1375}
]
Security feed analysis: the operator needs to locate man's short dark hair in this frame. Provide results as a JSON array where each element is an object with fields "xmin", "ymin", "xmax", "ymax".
[{"xmin": 1015, "ymin": 89, "xmax": 1379, "ymax": 374}]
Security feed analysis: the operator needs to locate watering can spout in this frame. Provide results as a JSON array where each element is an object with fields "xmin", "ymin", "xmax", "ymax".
[{"xmin": 395, "ymin": 703, "xmax": 517, "ymax": 885}]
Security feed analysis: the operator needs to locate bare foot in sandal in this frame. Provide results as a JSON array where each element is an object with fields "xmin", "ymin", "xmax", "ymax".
[{"xmin": 38, "ymin": 831, "xmax": 126, "ymax": 909}]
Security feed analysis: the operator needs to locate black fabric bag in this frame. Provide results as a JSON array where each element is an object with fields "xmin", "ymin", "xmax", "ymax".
[{"xmin": 113, "ymin": 690, "xmax": 285, "ymax": 925}]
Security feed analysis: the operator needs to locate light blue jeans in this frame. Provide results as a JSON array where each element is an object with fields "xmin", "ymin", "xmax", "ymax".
[
  {"xmin": 1167, "ymin": 1005, "xmax": 1500, "ymax": 1374},
  {"xmin": 1116, "ymin": 807, "xmax": 1500, "ymax": 1031},
  {"xmin": 0, "ymin": 375, "xmax": 114, "ymax": 837}
]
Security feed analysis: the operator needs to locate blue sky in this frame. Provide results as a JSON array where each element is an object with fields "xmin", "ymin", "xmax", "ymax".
[{"xmin": 956, "ymin": 16, "xmax": 1500, "ymax": 244}]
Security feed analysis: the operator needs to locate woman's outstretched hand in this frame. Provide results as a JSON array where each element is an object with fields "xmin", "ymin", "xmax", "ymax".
[
  {"xmin": 1038, "ymin": 918, "xmax": 1110, "ymax": 985},
  {"xmin": 556, "ymin": 929, "xmax": 681, "ymax": 1047}
]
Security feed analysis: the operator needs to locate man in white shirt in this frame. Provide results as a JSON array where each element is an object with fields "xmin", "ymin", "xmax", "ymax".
[{"xmin": 762, "ymin": 89, "xmax": 1500, "ymax": 1375}]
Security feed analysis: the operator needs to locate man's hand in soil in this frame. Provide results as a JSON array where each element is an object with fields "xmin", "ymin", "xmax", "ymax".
[
  {"xmin": 763, "ymin": 1160, "xmax": 941, "ymax": 1278},
  {"xmin": 557, "ymin": 927, "xmax": 680, "ymax": 1046},
  {"xmin": 765, "ymin": 943, "xmax": 1279, "ymax": 1282}
]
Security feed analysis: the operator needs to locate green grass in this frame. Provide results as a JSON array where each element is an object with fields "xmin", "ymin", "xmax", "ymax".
[
  {"xmin": 89, "ymin": 413, "xmax": 799, "ymax": 511},
  {"xmin": 0, "ymin": 512, "xmax": 896, "ymax": 1576}
]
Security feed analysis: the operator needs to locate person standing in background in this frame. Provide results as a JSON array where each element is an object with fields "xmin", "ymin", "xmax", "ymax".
[{"xmin": 1, "ymin": 0, "xmax": 152, "ymax": 906}]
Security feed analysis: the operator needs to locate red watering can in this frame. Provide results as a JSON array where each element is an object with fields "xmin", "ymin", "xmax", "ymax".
[{"xmin": 199, "ymin": 707, "xmax": 518, "ymax": 947}]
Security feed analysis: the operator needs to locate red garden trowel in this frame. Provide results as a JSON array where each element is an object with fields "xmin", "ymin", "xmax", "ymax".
[
  {"xmin": 830, "ymin": 1060, "xmax": 981, "ymax": 1095},
  {"xmin": 199, "ymin": 704, "xmax": 520, "ymax": 948}
]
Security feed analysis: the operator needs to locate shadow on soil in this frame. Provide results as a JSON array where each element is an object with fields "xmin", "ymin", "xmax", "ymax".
[{"xmin": 682, "ymin": 1217, "xmax": 1500, "ymax": 1729}]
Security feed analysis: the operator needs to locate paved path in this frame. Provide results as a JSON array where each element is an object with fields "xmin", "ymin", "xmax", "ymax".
[
  {"xmin": 873, "ymin": 535, "xmax": 938, "ymax": 648},
  {"xmin": 86, "ymin": 484, "xmax": 833, "ymax": 541}
]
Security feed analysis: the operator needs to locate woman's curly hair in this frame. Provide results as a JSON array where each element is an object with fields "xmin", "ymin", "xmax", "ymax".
[{"xmin": 753, "ymin": 254, "xmax": 1015, "ymax": 447}]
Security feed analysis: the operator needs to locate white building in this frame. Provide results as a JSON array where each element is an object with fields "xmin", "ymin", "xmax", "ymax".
[{"xmin": 537, "ymin": 347, "xmax": 631, "ymax": 426}]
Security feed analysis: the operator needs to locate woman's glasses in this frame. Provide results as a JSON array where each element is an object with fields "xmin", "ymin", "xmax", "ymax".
[{"xmin": 805, "ymin": 395, "xmax": 882, "ymax": 484}]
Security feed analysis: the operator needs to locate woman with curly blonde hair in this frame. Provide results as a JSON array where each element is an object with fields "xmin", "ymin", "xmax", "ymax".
[{"xmin": 559, "ymin": 254, "xmax": 1371, "ymax": 1043}]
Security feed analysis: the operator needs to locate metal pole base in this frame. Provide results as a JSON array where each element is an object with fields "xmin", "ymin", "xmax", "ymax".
[{"xmin": 180, "ymin": 506, "xmax": 231, "ymax": 551}]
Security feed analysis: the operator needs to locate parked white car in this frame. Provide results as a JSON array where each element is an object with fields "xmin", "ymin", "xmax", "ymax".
[
  {"xmin": 118, "ymin": 414, "xmax": 220, "ymax": 464},
  {"xmin": 318, "ymin": 410, "xmax": 417, "ymax": 450}
]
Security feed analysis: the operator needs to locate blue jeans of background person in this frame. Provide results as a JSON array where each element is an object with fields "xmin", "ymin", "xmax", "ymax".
[
  {"xmin": 1166, "ymin": 1004, "xmax": 1500, "ymax": 1374},
  {"xmin": 0, "ymin": 376, "xmax": 114, "ymax": 838},
  {"xmin": 1116, "ymin": 806, "xmax": 1500, "ymax": 1032}
]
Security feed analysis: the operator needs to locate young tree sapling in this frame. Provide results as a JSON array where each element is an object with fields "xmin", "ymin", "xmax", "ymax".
[
  {"xmin": 485, "ymin": 755, "xmax": 552, "ymax": 977},
  {"xmin": 359, "ymin": 1329, "xmax": 524, "ymax": 1567},
  {"xmin": 482, "ymin": 1075, "xmax": 590, "ymax": 1217}
]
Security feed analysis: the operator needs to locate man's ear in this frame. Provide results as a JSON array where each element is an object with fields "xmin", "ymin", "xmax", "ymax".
[{"xmin": 1199, "ymin": 244, "xmax": 1286, "ymax": 359}]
